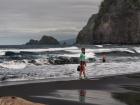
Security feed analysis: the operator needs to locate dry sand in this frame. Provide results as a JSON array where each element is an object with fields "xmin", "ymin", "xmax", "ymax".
[{"xmin": 0, "ymin": 96, "xmax": 46, "ymax": 105}]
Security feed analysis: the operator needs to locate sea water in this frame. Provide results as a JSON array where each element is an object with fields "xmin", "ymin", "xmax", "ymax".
[{"xmin": 0, "ymin": 45, "xmax": 140, "ymax": 83}]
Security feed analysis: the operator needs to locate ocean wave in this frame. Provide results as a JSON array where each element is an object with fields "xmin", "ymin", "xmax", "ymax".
[
  {"xmin": 0, "ymin": 46, "xmax": 138, "ymax": 56},
  {"xmin": 0, "ymin": 61, "xmax": 27, "ymax": 69},
  {"xmin": 95, "ymin": 50, "xmax": 137, "ymax": 56},
  {"xmin": 0, "ymin": 46, "xmax": 140, "ymax": 83},
  {"xmin": 0, "ymin": 46, "xmax": 139, "ymax": 67},
  {"xmin": 133, "ymin": 47, "xmax": 140, "ymax": 53},
  {"xmin": 0, "ymin": 61, "xmax": 140, "ymax": 82},
  {"xmin": 94, "ymin": 45, "xmax": 103, "ymax": 48}
]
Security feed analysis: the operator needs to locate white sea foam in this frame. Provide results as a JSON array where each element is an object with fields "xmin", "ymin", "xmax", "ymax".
[
  {"xmin": 0, "ymin": 51, "xmax": 5, "ymax": 56},
  {"xmin": 0, "ymin": 46, "xmax": 136, "ymax": 57},
  {"xmin": 94, "ymin": 45, "xmax": 103, "ymax": 48},
  {"xmin": 0, "ymin": 61, "xmax": 27, "ymax": 69},
  {"xmin": 92, "ymin": 48, "xmax": 135, "ymax": 53},
  {"xmin": 0, "ymin": 46, "xmax": 79, "ymax": 56},
  {"xmin": 64, "ymin": 47, "xmax": 135, "ymax": 54},
  {"xmin": 0, "ymin": 46, "xmax": 140, "ymax": 82},
  {"xmin": 47, "ymin": 46, "xmax": 79, "ymax": 51},
  {"xmin": 35, "ymin": 59, "xmax": 49, "ymax": 65},
  {"xmin": 133, "ymin": 47, "xmax": 140, "ymax": 53},
  {"xmin": 1, "ymin": 60, "xmax": 140, "ymax": 82},
  {"xmin": 57, "ymin": 52, "xmax": 95, "ymax": 59}
]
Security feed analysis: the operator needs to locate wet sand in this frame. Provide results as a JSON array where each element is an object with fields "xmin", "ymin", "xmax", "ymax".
[{"xmin": 0, "ymin": 73, "xmax": 140, "ymax": 105}]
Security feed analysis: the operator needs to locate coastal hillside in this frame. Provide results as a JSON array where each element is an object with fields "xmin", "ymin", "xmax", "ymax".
[
  {"xmin": 26, "ymin": 35, "xmax": 59, "ymax": 45},
  {"xmin": 76, "ymin": 0, "xmax": 140, "ymax": 44}
]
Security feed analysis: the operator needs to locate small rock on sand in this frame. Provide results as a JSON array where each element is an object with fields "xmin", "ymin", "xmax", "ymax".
[{"xmin": 0, "ymin": 96, "xmax": 46, "ymax": 105}]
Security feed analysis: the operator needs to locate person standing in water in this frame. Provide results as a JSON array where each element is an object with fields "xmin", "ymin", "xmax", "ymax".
[
  {"xmin": 102, "ymin": 54, "xmax": 106, "ymax": 63},
  {"xmin": 79, "ymin": 48, "xmax": 87, "ymax": 79}
]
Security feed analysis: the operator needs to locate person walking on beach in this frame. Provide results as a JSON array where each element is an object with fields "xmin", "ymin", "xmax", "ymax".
[{"xmin": 79, "ymin": 48, "xmax": 87, "ymax": 79}]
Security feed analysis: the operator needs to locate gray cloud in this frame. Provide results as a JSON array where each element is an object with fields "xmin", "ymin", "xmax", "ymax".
[{"xmin": 0, "ymin": 0, "xmax": 102, "ymax": 45}]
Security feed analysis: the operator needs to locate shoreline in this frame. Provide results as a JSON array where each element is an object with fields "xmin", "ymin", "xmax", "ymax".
[
  {"xmin": 0, "ymin": 72, "xmax": 140, "ymax": 105},
  {"xmin": 0, "ymin": 71, "xmax": 140, "ymax": 87}
]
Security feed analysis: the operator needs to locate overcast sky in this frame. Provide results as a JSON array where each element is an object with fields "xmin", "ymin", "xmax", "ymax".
[{"xmin": 0, "ymin": 0, "xmax": 102, "ymax": 45}]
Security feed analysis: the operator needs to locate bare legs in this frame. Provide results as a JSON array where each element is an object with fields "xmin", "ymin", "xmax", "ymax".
[{"xmin": 79, "ymin": 65, "xmax": 86, "ymax": 79}]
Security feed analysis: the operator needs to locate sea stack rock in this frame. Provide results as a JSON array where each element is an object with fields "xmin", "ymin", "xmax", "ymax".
[
  {"xmin": 26, "ymin": 39, "xmax": 38, "ymax": 45},
  {"xmin": 76, "ymin": 0, "xmax": 140, "ymax": 44},
  {"xmin": 26, "ymin": 35, "xmax": 59, "ymax": 45}
]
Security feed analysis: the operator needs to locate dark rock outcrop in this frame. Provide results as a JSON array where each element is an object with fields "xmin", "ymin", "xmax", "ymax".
[
  {"xmin": 76, "ymin": 0, "xmax": 140, "ymax": 44},
  {"xmin": 5, "ymin": 51, "xmax": 18, "ymax": 56},
  {"xmin": 38, "ymin": 36, "xmax": 59, "ymax": 45},
  {"xmin": 26, "ymin": 39, "xmax": 38, "ymax": 45},
  {"xmin": 26, "ymin": 35, "xmax": 59, "ymax": 45}
]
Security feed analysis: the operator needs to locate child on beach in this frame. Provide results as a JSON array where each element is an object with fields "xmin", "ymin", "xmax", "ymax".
[{"xmin": 79, "ymin": 48, "xmax": 87, "ymax": 79}]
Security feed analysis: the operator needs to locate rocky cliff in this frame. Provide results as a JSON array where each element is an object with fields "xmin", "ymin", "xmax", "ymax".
[
  {"xmin": 26, "ymin": 35, "xmax": 59, "ymax": 45},
  {"xmin": 76, "ymin": 0, "xmax": 140, "ymax": 44}
]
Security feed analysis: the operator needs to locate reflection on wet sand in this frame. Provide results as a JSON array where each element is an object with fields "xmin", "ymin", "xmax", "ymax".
[
  {"xmin": 79, "ymin": 89, "xmax": 86, "ymax": 103},
  {"xmin": 113, "ymin": 92, "xmax": 140, "ymax": 105},
  {"xmin": 112, "ymin": 85, "xmax": 140, "ymax": 105},
  {"xmin": 34, "ymin": 89, "xmax": 125, "ymax": 105}
]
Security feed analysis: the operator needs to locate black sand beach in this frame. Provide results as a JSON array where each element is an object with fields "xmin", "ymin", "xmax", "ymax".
[{"xmin": 0, "ymin": 73, "xmax": 140, "ymax": 105}]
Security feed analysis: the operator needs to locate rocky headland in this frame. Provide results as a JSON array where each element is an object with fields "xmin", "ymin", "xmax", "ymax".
[{"xmin": 76, "ymin": 0, "xmax": 140, "ymax": 44}]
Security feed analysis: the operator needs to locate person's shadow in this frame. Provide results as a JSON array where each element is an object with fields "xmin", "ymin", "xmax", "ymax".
[{"xmin": 79, "ymin": 89, "xmax": 86, "ymax": 103}]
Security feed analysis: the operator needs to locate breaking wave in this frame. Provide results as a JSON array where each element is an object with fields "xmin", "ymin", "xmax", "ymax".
[{"xmin": 0, "ymin": 45, "xmax": 140, "ymax": 82}]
